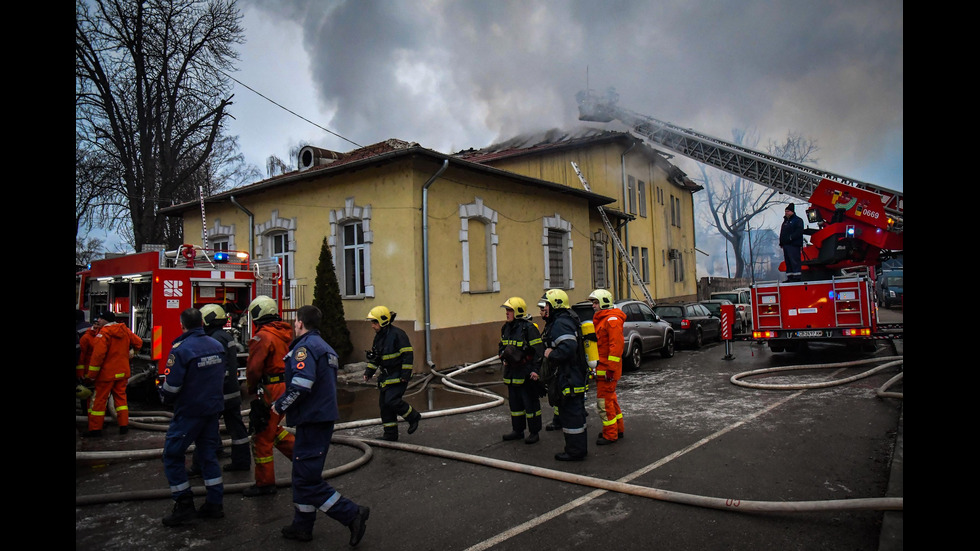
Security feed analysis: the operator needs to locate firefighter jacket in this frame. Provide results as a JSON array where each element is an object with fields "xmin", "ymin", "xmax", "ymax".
[
  {"xmin": 77, "ymin": 325, "xmax": 100, "ymax": 379},
  {"xmin": 159, "ymin": 327, "xmax": 226, "ymax": 417},
  {"xmin": 364, "ymin": 325, "xmax": 413, "ymax": 388},
  {"xmin": 592, "ymin": 307, "xmax": 626, "ymax": 382},
  {"xmin": 87, "ymin": 322, "xmax": 143, "ymax": 383},
  {"xmin": 273, "ymin": 329, "xmax": 341, "ymax": 427},
  {"xmin": 543, "ymin": 309, "xmax": 588, "ymax": 397},
  {"xmin": 245, "ymin": 320, "xmax": 293, "ymax": 395},
  {"xmin": 779, "ymin": 213, "xmax": 804, "ymax": 247},
  {"xmin": 204, "ymin": 324, "xmax": 242, "ymax": 407},
  {"xmin": 498, "ymin": 317, "xmax": 544, "ymax": 385}
]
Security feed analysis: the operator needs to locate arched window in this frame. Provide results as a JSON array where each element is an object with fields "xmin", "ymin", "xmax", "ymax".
[
  {"xmin": 330, "ymin": 198, "xmax": 374, "ymax": 298},
  {"xmin": 255, "ymin": 210, "xmax": 297, "ymax": 302},
  {"xmin": 459, "ymin": 198, "xmax": 499, "ymax": 293},
  {"xmin": 542, "ymin": 213, "xmax": 574, "ymax": 289}
]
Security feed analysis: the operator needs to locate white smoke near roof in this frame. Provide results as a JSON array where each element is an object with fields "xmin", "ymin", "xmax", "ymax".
[{"xmin": 232, "ymin": 0, "xmax": 902, "ymax": 191}]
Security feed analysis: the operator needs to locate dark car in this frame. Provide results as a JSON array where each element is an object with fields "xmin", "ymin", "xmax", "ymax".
[
  {"xmin": 876, "ymin": 269, "xmax": 903, "ymax": 308},
  {"xmin": 653, "ymin": 302, "xmax": 722, "ymax": 349},
  {"xmin": 571, "ymin": 299, "xmax": 674, "ymax": 371},
  {"xmin": 699, "ymin": 299, "xmax": 737, "ymax": 335}
]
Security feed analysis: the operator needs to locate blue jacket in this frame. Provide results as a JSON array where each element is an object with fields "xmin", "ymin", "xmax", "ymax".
[
  {"xmin": 274, "ymin": 329, "xmax": 341, "ymax": 426},
  {"xmin": 543, "ymin": 309, "xmax": 588, "ymax": 397},
  {"xmin": 159, "ymin": 327, "xmax": 226, "ymax": 417},
  {"xmin": 780, "ymin": 213, "xmax": 804, "ymax": 247}
]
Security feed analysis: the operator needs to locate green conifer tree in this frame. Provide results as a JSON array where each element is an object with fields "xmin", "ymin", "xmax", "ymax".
[{"xmin": 312, "ymin": 237, "xmax": 353, "ymax": 362}]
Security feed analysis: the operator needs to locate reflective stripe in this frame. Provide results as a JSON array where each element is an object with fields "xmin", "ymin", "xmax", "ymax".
[
  {"xmin": 114, "ymin": 372, "xmax": 126, "ymax": 379},
  {"xmin": 510, "ymin": 410, "xmax": 525, "ymax": 417},
  {"xmin": 170, "ymin": 481, "xmax": 191, "ymax": 492},
  {"xmin": 602, "ymin": 417, "xmax": 617, "ymax": 426},
  {"xmin": 204, "ymin": 476, "xmax": 223, "ymax": 487},
  {"xmin": 596, "ymin": 370, "xmax": 606, "ymax": 376},
  {"xmin": 274, "ymin": 429, "xmax": 291, "ymax": 443},
  {"xmin": 296, "ymin": 503, "xmax": 317, "ymax": 513},
  {"xmin": 607, "ymin": 355, "xmax": 620, "ymax": 363},
  {"xmin": 319, "ymin": 491, "xmax": 341, "ymax": 512},
  {"xmin": 383, "ymin": 422, "xmax": 398, "ymax": 428},
  {"xmin": 529, "ymin": 337, "xmax": 542, "ymax": 346},
  {"xmin": 223, "ymin": 392, "xmax": 240, "ymax": 401},
  {"xmin": 293, "ymin": 377, "xmax": 314, "ymax": 390},
  {"xmin": 554, "ymin": 334, "xmax": 576, "ymax": 344},
  {"xmin": 255, "ymin": 455, "xmax": 274, "ymax": 464},
  {"xmin": 563, "ymin": 425, "xmax": 586, "ymax": 434},
  {"xmin": 116, "ymin": 405, "xmax": 128, "ymax": 412},
  {"xmin": 400, "ymin": 347, "xmax": 413, "ymax": 353},
  {"xmin": 162, "ymin": 381, "xmax": 181, "ymax": 394},
  {"xmin": 231, "ymin": 437, "xmax": 251, "ymax": 445},
  {"xmin": 88, "ymin": 365, "xmax": 100, "ymax": 373},
  {"xmin": 90, "ymin": 409, "xmax": 105, "ymax": 417},
  {"xmin": 382, "ymin": 352, "xmax": 401, "ymax": 360}
]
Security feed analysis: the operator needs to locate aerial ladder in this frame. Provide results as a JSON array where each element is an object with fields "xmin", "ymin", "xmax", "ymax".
[
  {"xmin": 570, "ymin": 161, "xmax": 656, "ymax": 307},
  {"xmin": 575, "ymin": 89, "xmax": 903, "ymax": 231}
]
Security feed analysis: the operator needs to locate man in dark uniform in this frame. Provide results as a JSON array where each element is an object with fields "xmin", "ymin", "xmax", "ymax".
[
  {"xmin": 158, "ymin": 308, "xmax": 227, "ymax": 526},
  {"xmin": 541, "ymin": 289, "xmax": 589, "ymax": 461},
  {"xmin": 498, "ymin": 296, "xmax": 545, "ymax": 444},
  {"xmin": 780, "ymin": 203, "xmax": 805, "ymax": 282},
  {"xmin": 363, "ymin": 305, "xmax": 421, "ymax": 441},
  {"xmin": 273, "ymin": 305, "xmax": 370, "ymax": 546}
]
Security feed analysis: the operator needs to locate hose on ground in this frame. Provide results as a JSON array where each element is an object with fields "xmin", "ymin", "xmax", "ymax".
[{"xmin": 730, "ymin": 355, "xmax": 903, "ymax": 400}]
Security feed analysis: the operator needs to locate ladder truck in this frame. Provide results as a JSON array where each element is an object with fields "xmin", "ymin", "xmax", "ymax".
[{"xmin": 577, "ymin": 89, "xmax": 903, "ymax": 351}]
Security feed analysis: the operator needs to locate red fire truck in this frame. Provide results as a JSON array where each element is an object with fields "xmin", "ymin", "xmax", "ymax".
[{"xmin": 76, "ymin": 244, "xmax": 283, "ymax": 387}]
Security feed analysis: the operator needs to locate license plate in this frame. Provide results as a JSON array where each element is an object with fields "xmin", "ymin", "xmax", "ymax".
[{"xmin": 796, "ymin": 330, "xmax": 824, "ymax": 337}]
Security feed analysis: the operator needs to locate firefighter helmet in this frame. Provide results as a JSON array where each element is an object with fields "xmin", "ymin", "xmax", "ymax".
[
  {"xmin": 501, "ymin": 297, "xmax": 527, "ymax": 317},
  {"xmin": 200, "ymin": 304, "xmax": 228, "ymax": 326},
  {"xmin": 588, "ymin": 289, "xmax": 615, "ymax": 309},
  {"xmin": 544, "ymin": 289, "xmax": 570, "ymax": 309},
  {"xmin": 366, "ymin": 305, "xmax": 392, "ymax": 327},
  {"xmin": 248, "ymin": 295, "xmax": 278, "ymax": 321}
]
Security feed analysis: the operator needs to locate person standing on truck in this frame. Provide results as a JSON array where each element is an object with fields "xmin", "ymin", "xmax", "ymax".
[
  {"xmin": 780, "ymin": 203, "xmax": 805, "ymax": 282},
  {"xmin": 272, "ymin": 305, "xmax": 371, "ymax": 546},
  {"xmin": 589, "ymin": 289, "xmax": 626, "ymax": 446},
  {"xmin": 243, "ymin": 295, "xmax": 295, "ymax": 497},
  {"xmin": 363, "ymin": 305, "xmax": 421, "ymax": 441},
  {"xmin": 83, "ymin": 311, "xmax": 143, "ymax": 437},
  {"xmin": 187, "ymin": 305, "xmax": 251, "ymax": 476},
  {"xmin": 541, "ymin": 289, "xmax": 589, "ymax": 462},
  {"xmin": 497, "ymin": 297, "xmax": 545, "ymax": 444},
  {"xmin": 158, "ymin": 308, "xmax": 227, "ymax": 526}
]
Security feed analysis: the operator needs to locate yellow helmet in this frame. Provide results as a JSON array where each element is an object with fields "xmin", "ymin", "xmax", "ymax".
[
  {"xmin": 544, "ymin": 289, "xmax": 570, "ymax": 309},
  {"xmin": 200, "ymin": 304, "xmax": 228, "ymax": 326},
  {"xmin": 248, "ymin": 295, "xmax": 278, "ymax": 321},
  {"xmin": 501, "ymin": 297, "xmax": 527, "ymax": 317},
  {"xmin": 366, "ymin": 305, "xmax": 392, "ymax": 327},
  {"xmin": 588, "ymin": 289, "xmax": 615, "ymax": 309}
]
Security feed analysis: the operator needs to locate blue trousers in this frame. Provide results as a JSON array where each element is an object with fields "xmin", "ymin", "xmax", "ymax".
[
  {"xmin": 291, "ymin": 422, "xmax": 360, "ymax": 531},
  {"xmin": 163, "ymin": 413, "xmax": 223, "ymax": 504},
  {"xmin": 558, "ymin": 394, "xmax": 588, "ymax": 458}
]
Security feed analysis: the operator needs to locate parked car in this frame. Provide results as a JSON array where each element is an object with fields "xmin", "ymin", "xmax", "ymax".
[
  {"xmin": 708, "ymin": 288, "xmax": 752, "ymax": 332},
  {"xmin": 653, "ymin": 302, "xmax": 722, "ymax": 349},
  {"xmin": 699, "ymin": 299, "xmax": 736, "ymax": 335},
  {"xmin": 571, "ymin": 299, "xmax": 674, "ymax": 371},
  {"xmin": 876, "ymin": 269, "xmax": 903, "ymax": 308}
]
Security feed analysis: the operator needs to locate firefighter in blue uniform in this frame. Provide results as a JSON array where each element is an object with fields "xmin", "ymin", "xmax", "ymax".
[
  {"xmin": 362, "ymin": 306, "xmax": 421, "ymax": 441},
  {"xmin": 273, "ymin": 305, "xmax": 370, "ymax": 546},
  {"xmin": 158, "ymin": 308, "xmax": 227, "ymax": 526},
  {"xmin": 541, "ymin": 289, "xmax": 589, "ymax": 461}
]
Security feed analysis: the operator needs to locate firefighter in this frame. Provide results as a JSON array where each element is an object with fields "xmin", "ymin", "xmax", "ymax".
[
  {"xmin": 83, "ymin": 311, "xmax": 143, "ymax": 437},
  {"xmin": 539, "ymin": 296, "xmax": 562, "ymax": 432},
  {"xmin": 498, "ymin": 297, "xmax": 545, "ymax": 444},
  {"xmin": 541, "ymin": 289, "xmax": 589, "ymax": 461},
  {"xmin": 187, "ymin": 304, "xmax": 251, "ymax": 475},
  {"xmin": 243, "ymin": 295, "xmax": 295, "ymax": 497},
  {"xmin": 76, "ymin": 312, "xmax": 100, "ymax": 414},
  {"xmin": 589, "ymin": 289, "xmax": 626, "ymax": 445},
  {"xmin": 158, "ymin": 308, "xmax": 227, "ymax": 526},
  {"xmin": 362, "ymin": 306, "xmax": 421, "ymax": 441},
  {"xmin": 273, "ymin": 305, "xmax": 371, "ymax": 546}
]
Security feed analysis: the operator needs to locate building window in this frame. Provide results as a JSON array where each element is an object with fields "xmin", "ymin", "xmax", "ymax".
[
  {"xmin": 542, "ymin": 214, "xmax": 574, "ymax": 289},
  {"xmin": 672, "ymin": 251, "xmax": 685, "ymax": 282},
  {"xmin": 330, "ymin": 198, "xmax": 374, "ymax": 299},
  {"xmin": 268, "ymin": 231, "xmax": 292, "ymax": 300},
  {"xmin": 638, "ymin": 180, "xmax": 647, "ymax": 218},
  {"xmin": 255, "ymin": 211, "xmax": 297, "ymax": 305},
  {"xmin": 591, "ymin": 230, "xmax": 608, "ymax": 290},
  {"xmin": 459, "ymin": 198, "xmax": 500, "ymax": 293},
  {"xmin": 641, "ymin": 247, "xmax": 650, "ymax": 283},
  {"xmin": 627, "ymin": 175, "xmax": 637, "ymax": 215},
  {"xmin": 205, "ymin": 219, "xmax": 236, "ymax": 253},
  {"xmin": 630, "ymin": 246, "xmax": 640, "ymax": 284}
]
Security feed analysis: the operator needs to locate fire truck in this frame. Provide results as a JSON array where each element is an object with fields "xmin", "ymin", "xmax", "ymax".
[
  {"xmin": 576, "ymin": 88, "xmax": 904, "ymax": 352},
  {"xmin": 76, "ymin": 244, "xmax": 284, "ymax": 389}
]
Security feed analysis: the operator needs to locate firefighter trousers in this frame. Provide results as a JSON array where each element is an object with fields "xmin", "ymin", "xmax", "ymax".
[
  {"xmin": 252, "ymin": 407, "xmax": 295, "ymax": 486},
  {"xmin": 163, "ymin": 413, "xmax": 224, "ymax": 504},
  {"xmin": 88, "ymin": 377, "xmax": 129, "ymax": 431},
  {"xmin": 596, "ymin": 379, "xmax": 623, "ymax": 441},
  {"xmin": 378, "ymin": 382, "xmax": 417, "ymax": 437},
  {"xmin": 290, "ymin": 422, "xmax": 360, "ymax": 532},
  {"xmin": 558, "ymin": 394, "xmax": 588, "ymax": 458},
  {"xmin": 192, "ymin": 399, "xmax": 250, "ymax": 470},
  {"xmin": 506, "ymin": 382, "xmax": 542, "ymax": 434}
]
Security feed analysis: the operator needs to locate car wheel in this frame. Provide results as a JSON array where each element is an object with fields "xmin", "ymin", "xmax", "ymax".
[
  {"xmin": 660, "ymin": 333, "xmax": 675, "ymax": 358},
  {"xmin": 692, "ymin": 328, "xmax": 703, "ymax": 349},
  {"xmin": 627, "ymin": 342, "xmax": 642, "ymax": 371}
]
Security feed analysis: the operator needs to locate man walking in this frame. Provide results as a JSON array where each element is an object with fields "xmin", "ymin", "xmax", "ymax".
[{"xmin": 363, "ymin": 306, "xmax": 421, "ymax": 441}]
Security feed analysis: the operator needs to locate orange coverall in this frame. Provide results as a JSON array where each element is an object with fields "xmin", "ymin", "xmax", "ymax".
[
  {"xmin": 77, "ymin": 325, "xmax": 100, "ymax": 379},
  {"xmin": 246, "ymin": 320, "xmax": 296, "ymax": 487},
  {"xmin": 593, "ymin": 307, "xmax": 626, "ymax": 442},
  {"xmin": 86, "ymin": 322, "xmax": 143, "ymax": 431}
]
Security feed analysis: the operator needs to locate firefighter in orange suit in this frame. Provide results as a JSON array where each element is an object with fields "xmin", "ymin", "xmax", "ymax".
[
  {"xmin": 83, "ymin": 311, "xmax": 143, "ymax": 437},
  {"xmin": 589, "ymin": 290, "xmax": 626, "ymax": 445},
  {"xmin": 77, "ymin": 313, "xmax": 101, "ymax": 412},
  {"xmin": 243, "ymin": 295, "xmax": 295, "ymax": 497}
]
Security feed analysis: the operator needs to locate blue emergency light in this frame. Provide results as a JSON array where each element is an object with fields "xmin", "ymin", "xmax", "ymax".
[{"xmin": 214, "ymin": 252, "xmax": 229, "ymax": 263}]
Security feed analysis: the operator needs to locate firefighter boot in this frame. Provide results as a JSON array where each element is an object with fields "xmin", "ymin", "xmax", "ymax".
[
  {"xmin": 502, "ymin": 430, "xmax": 524, "ymax": 441},
  {"xmin": 243, "ymin": 484, "xmax": 278, "ymax": 497},
  {"xmin": 197, "ymin": 502, "xmax": 224, "ymax": 520},
  {"xmin": 407, "ymin": 410, "xmax": 421, "ymax": 435},
  {"xmin": 348, "ymin": 506, "xmax": 370, "ymax": 547},
  {"xmin": 162, "ymin": 494, "xmax": 196, "ymax": 526}
]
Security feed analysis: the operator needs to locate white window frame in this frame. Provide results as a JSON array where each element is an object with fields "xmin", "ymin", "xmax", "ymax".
[
  {"xmin": 255, "ymin": 210, "xmax": 297, "ymax": 303},
  {"xmin": 329, "ymin": 198, "xmax": 375, "ymax": 299},
  {"xmin": 459, "ymin": 198, "xmax": 500, "ymax": 293}
]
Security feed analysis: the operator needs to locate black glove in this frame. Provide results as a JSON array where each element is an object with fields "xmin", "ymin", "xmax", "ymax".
[
  {"xmin": 365, "ymin": 349, "xmax": 378, "ymax": 363},
  {"xmin": 248, "ymin": 398, "xmax": 271, "ymax": 435}
]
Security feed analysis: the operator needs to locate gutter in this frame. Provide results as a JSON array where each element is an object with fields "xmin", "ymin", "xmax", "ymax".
[
  {"xmin": 421, "ymin": 159, "xmax": 450, "ymax": 370},
  {"xmin": 230, "ymin": 196, "xmax": 254, "ymax": 260}
]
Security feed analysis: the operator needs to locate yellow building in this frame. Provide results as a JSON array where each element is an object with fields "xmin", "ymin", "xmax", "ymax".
[{"xmin": 163, "ymin": 131, "xmax": 700, "ymax": 372}]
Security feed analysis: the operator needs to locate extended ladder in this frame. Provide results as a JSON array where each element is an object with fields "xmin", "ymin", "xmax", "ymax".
[{"xmin": 570, "ymin": 161, "xmax": 656, "ymax": 306}]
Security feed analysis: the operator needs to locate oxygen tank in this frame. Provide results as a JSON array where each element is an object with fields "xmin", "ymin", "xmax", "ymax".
[{"xmin": 580, "ymin": 320, "xmax": 599, "ymax": 370}]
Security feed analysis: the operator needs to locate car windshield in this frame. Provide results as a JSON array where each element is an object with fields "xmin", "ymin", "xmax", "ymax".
[
  {"xmin": 712, "ymin": 293, "xmax": 738, "ymax": 302},
  {"xmin": 886, "ymin": 276, "xmax": 903, "ymax": 286},
  {"xmin": 703, "ymin": 303, "xmax": 722, "ymax": 315},
  {"xmin": 654, "ymin": 306, "xmax": 682, "ymax": 318}
]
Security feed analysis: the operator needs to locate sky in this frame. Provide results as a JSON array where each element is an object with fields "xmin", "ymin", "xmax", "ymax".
[{"xmin": 91, "ymin": 0, "xmax": 903, "ymax": 256}]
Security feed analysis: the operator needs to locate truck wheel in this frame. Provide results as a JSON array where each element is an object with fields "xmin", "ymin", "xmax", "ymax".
[{"xmin": 660, "ymin": 333, "xmax": 675, "ymax": 358}]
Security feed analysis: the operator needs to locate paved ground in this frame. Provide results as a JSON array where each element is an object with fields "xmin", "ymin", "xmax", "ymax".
[{"xmin": 76, "ymin": 318, "xmax": 903, "ymax": 551}]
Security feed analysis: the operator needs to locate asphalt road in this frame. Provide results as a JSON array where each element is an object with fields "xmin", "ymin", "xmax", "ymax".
[{"xmin": 76, "ymin": 309, "xmax": 903, "ymax": 551}]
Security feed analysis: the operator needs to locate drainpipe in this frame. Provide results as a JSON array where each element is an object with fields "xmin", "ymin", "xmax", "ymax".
[
  {"xmin": 620, "ymin": 141, "xmax": 637, "ymax": 300},
  {"xmin": 422, "ymin": 159, "xmax": 450, "ymax": 370},
  {"xmin": 229, "ymin": 196, "xmax": 254, "ymax": 260}
]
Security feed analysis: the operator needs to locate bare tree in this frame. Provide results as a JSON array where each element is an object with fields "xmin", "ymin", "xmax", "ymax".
[
  {"xmin": 76, "ymin": 0, "xmax": 245, "ymax": 251},
  {"xmin": 695, "ymin": 129, "xmax": 819, "ymax": 278}
]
